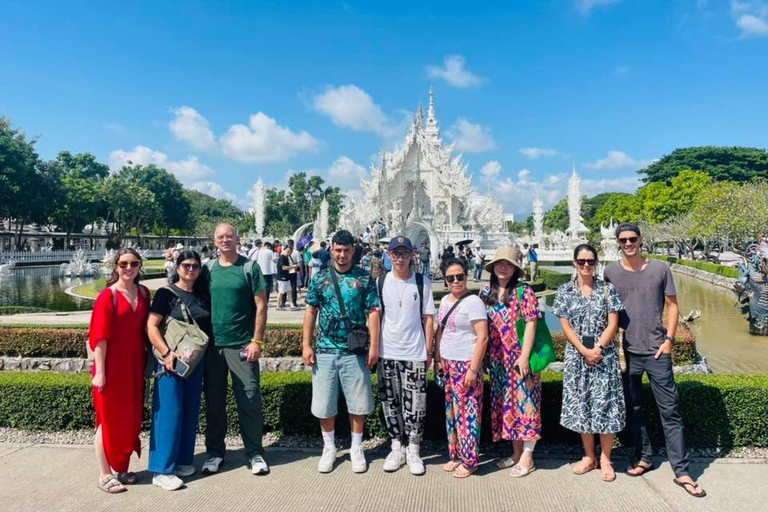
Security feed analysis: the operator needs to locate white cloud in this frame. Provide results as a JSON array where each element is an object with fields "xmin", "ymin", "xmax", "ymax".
[
  {"xmin": 425, "ymin": 55, "xmax": 486, "ymax": 88},
  {"xmin": 480, "ymin": 160, "xmax": 502, "ymax": 179},
  {"xmin": 169, "ymin": 106, "xmax": 217, "ymax": 151},
  {"xmin": 190, "ymin": 181, "xmax": 244, "ymax": 206},
  {"xmin": 312, "ymin": 85, "xmax": 388, "ymax": 133},
  {"xmin": 108, "ymin": 146, "xmax": 215, "ymax": 183},
  {"xmin": 583, "ymin": 150, "xmax": 654, "ymax": 171},
  {"xmin": 446, "ymin": 118, "xmax": 496, "ymax": 153},
  {"xmin": 220, "ymin": 112, "xmax": 318, "ymax": 163},
  {"xmin": 327, "ymin": 156, "xmax": 368, "ymax": 191},
  {"xmin": 518, "ymin": 169, "xmax": 531, "ymax": 182},
  {"xmin": 576, "ymin": 0, "xmax": 622, "ymax": 15},
  {"xmin": 519, "ymin": 147, "xmax": 558, "ymax": 159},
  {"xmin": 732, "ymin": 1, "xmax": 768, "ymax": 37}
]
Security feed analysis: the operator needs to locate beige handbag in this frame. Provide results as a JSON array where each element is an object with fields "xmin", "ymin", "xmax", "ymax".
[{"xmin": 153, "ymin": 287, "xmax": 209, "ymax": 377}]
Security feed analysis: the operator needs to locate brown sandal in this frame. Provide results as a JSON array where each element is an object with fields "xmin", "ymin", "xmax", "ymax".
[
  {"xmin": 98, "ymin": 475, "xmax": 126, "ymax": 494},
  {"xmin": 573, "ymin": 457, "xmax": 597, "ymax": 475},
  {"xmin": 443, "ymin": 460, "xmax": 462, "ymax": 472},
  {"xmin": 453, "ymin": 465, "xmax": 478, "ymax": 478}
]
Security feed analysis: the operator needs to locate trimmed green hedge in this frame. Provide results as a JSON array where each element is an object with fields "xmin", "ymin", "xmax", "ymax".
[
  {"xmin": 537, "ymin": 269, "xmax": 572, "ymax": 290},
  {"xmin": 0, "ymin": 323, "xmax": 698, "ymax": 365},
  {"xmin": 647, "ymin": 254, "xmax": 740, "ymax": 279},
  {"xmin": 1, "ymin": 372, "xmax": 765, "ymax": 449},
  {"xmin": 0, "ymin": 306, "xmax": 52, "ymax": 316}
]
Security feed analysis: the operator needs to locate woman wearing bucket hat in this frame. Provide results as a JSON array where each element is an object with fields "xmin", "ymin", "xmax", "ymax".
[{"xmin": 478, "ymin": 246, "xmax": 542, "ymax": 478}]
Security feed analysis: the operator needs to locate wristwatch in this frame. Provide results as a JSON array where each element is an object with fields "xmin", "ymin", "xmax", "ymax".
[{"xmin": 665, "ymin": 335, "xmax": 676, "ymax": 344}]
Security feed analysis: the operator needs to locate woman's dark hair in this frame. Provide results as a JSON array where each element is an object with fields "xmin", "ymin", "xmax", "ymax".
[
  {"xmin": 174, "ymin": 250, "xmax": 207, "ymax": 297},
  {"xmin": 573, "ymin": 243, "xmax": 599, "ymax": 261},
  {"xmin": 485, "ymin": 262, "xmax": 524, "ymax": 306},
  {"xmin": 332, "ymin": 229, "xmax": 355, "ymax": 246},
  {"xmin": 443, "ymin": 258, "xmax": 467, "ymax": 282},
  {"xmin": 106, "ymin": 248, "xmax": 143, "ymax": 287},
  {"xmin": 312, "ymin": 250, "xmax": 321, "ymax": 259}
]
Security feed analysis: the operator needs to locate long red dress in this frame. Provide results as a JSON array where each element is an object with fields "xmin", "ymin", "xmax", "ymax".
[{"xmin": 89, "ymin": 285, "xmax": 149, "ymax": 472}]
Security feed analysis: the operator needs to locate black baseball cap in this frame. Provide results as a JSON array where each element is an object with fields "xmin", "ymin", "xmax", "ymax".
[
  {"xmin": 615, "ymin": 222, "xmax": 641, "ymax": 238},
  {"xmin": 388, "ymin": 236, "xmax": 414, "ymax": 251}
]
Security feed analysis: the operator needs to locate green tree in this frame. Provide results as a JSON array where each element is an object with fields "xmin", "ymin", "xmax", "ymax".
[
  {"xmin": 47, "ymin": 151, "xmax": 109, "ymax": 248},
  {"xmin": 638, "ymin": 170, "xmax": 713, "ymax": 225},
  {"xmin": 640, "ymin": 146, "xmax": 768, "ymax": 183},
  {"xmin": 0, "ymin": 117, "xmax": 59, "ymax": 248},
  {"xmin": 264, "ymin": 172, "xmax": 344, "ymax": 236},
  {"xmin": 590, "ymin": 193, "xmax": 641, "ymax": 229},
  {"xmin": 543, "ymin": 198, "xmax": 569, "ymax": 232},
  {"xmin": 120, "ymin": 164, "xmax": 191, "ymax": 241},
  {"xmin": 184, "ymin": 189, "xmax": 245, "ymax": 237},
  {"xmin": 98, "ymin": 170, "xmax": 159, "ymax": 247}
]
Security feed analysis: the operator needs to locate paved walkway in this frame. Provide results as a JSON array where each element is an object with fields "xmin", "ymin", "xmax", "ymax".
[{"xmin": 1, "ymin": 442, "xmax": 765, "ymax": 511}]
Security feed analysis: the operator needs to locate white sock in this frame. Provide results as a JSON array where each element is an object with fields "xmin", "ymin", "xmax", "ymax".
[
  {"xmin": 408, "ymin": 443, "xmax": 420, "ymax": 455},
  {"xmin": 523, "ymin": 440, "xmax": 537, "ymax": 453},
  {"xmin": 321, "ymin": 430, "xmax": 335, "ymax": 449},
  {"xmin": 351, "ymin": 431, "xmax": 363, "ymax": 449},
  {"xmin": 391, "ymin": 439, "xmax": 402, "ymax": 451}
]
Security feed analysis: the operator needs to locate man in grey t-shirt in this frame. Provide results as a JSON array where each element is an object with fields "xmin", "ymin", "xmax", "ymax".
[{"xmin": 604, "ymin": 222, "xmax": 705, "ymax": 498}]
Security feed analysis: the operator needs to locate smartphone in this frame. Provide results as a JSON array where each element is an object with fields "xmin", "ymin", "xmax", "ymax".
[
  {"xmin": 582, "ymin": 336, "xmax": 596, "ymax": 349},
  {"xmin": 239, "ymin": 349, "xmax": 248, "ymax": 362},
  {"xmin": 174, "ymin": 359, "xmax": 190, "ymax": 377},
  {"xmin": 514, "ymin": 364, "xmax": 521, "ymax": 374}
]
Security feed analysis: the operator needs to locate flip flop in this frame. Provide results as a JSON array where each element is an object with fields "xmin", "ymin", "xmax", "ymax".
[
  {"xmin": 453, "ymin": 465, "xmax": 478, "ymax": 478},
  {"xmin": 98, "ymin": 475, "xmax": 126, "ymax": 494},
  {"xmin": 443, "ymin": 460, "xmax": 462, "ymax": 472},
  {"xmin": 510, "ymin": 464, "xmax": 536, "ymax": 478},
  {"xmin": 496, "ymin": 456, "xmax": 518, "ymax": 469},
  {"xmin": 573, "ymin": 457, "xmax": 597, "ymax": 475},
  {"xmin": 673, "ymin": 479, "xmax": 707, "ymax": 498},
  {"xmin": 116, "ymin": 472, "xmax": 138, "ymax": 485},
  {"xmin": 626, "ymin": 460, "xmax": 653, "ymax": 477}
]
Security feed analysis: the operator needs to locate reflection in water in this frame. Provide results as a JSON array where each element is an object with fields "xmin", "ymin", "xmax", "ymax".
[
  {"xmin": 673, "ymin": 272, "xmax": 768, "ymax": 374},
  {"xmin": 0, "ymin": 266, "xmax": 95, "ymax": 312}
]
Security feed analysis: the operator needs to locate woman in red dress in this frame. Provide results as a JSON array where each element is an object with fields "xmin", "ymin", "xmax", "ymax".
[{"xmin": 89, "ymin": 248, "xmax": 149, "ymax": 494}]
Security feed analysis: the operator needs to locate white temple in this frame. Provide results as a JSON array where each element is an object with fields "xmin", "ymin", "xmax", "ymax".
[{"xmin": 339, "ymin": 88, "xmax": 513, "ymax": 268}]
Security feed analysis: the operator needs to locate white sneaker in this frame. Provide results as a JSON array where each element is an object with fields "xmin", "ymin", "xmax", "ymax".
[
  {"xmin": 407, "ymin": 451, "xmax": 426, "ymax": 475},
  {"xmin": 174, "ymin": 465, "xmax": 196, "ymax": 477},
  {"xmin": 201, "ymin": 456, "xmax": 224, "ymax": 475},
  {"xmin": 382, "ymin": 447, "xmax": 406, "ymax": 472},
  {"xmin": 153, "ymin": 473, "xmax": 184, "ymax": 491},
  {"xmin": 318, "ymin": 446, "xmax": 337, "ymax": 473},
  {"xmin": 350, "ymin": 445, "xmax": 367, "ymax": 473},
  {"xmin": 249, "ymin": 454, "xmax": 269, "ymax": 475}
]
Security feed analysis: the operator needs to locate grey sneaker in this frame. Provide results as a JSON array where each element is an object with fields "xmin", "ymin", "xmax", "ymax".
[
  {"xmin": 153, "ymin": 473, "xmax": 184, "ymax": 491},
  {"xmin": 201, "ymin": 456, "xmax": 224, "ymax": 475},
  {"xmin": 350, "ymin": 445, "xmax": 367, "ymax": 473},
  {"xmin": 174, "ymin": 465, "xmax": 196, "ymax": 477},
  {"xmin": 318, "ymin": 446, "xmax": 337, "ymax": 473},
  {"xmin": 249, "ymin": 454, "xmax": 269, "ymax": 475},
  {"xmin": 382, "ymin": 447, "xmax": 406, "ymax": 472}
]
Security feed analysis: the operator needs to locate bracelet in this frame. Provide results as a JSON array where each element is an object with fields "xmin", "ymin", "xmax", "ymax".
[
  {"xmin": 250, "ymin": 339, "xmax": 264, "ymax": 346},
  {"xmin": 467, "ymin": 366, "xmax": 478, "ymax": 374},
  {"xmin": 161, "ymin": 349, "xmax": 171, "ymax": 358}
]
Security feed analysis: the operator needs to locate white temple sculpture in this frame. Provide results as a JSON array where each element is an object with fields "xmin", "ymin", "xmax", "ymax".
[
  {"xmin": 532, "ymin": 196, "xmax": 544, "ymax": 246},
  {"xmin": 339, "ymin": 88, "xmax": 512, "ymax": 270},
  {"xmin": 316, "ymin": 197, "xmax": 329, "ymax": 241},
  {"xmin": 600, "ymin": 220, "xmax": 620, "ymax": 261},
  {"xmin": 250, "ymin": 178, "xmax": 266, "ymax": 239},
  {"xmin": 566, "ymin": 164, "xmax": 590, "ymax": 242}
]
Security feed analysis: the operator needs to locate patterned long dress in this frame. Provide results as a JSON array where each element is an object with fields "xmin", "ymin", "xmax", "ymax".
[
  {"xmin": 551, "ymin": 277, "xmax": 626, "ymax": 434},
  {"xmin": 479, "ymin": 284, "xmax": 543, "ymax": 442}
]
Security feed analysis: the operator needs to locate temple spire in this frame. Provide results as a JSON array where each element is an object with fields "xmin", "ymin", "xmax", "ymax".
[{"xmin": 425, "ymin": 86, "xmax": 440, "ymax": 142}]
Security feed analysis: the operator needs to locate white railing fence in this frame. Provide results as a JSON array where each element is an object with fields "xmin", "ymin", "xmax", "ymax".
[{"xmin": 0, "ymin": 249, "xmax": 166, "ymax": 264}]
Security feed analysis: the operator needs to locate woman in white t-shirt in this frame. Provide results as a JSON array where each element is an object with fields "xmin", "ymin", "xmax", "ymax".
[{"xmin": 436, "ymin": 258, "xmax": 488, "ymax": 478}]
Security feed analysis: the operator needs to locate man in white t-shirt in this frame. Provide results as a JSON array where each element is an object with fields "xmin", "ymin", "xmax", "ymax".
[
  {"xmin": 376, "ymin": 236, "xmax": 436, "ymax": 475},
  {"xmin": 249, "ymin": 240, "xmax": 277, "ymax": 304}
]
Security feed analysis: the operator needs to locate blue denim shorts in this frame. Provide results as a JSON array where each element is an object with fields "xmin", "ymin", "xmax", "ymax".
[{"xmin": 311, "ymin": 352, "xmax": 374, "ymax": 418}]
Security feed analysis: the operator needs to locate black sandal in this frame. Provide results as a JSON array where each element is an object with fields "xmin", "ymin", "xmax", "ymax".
[
  {"xmin": 626, "ymin": 460, "xmax": 654, "ymax": 477},
  {"xmin": 673, "ymin": 479, "xmax": 707, "ymax": 498},
  {"xmin": 116, "ymin": 471, "xmax": 138, "ymax": 485}
]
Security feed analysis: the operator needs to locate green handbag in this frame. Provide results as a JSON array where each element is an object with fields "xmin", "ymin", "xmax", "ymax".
[
  {"xmin": 154, "ymin": 287, "xmax": 209, "ymax": 378},
  {"xmin": 514, "ymin": 285, "xmax": 556, "ymax": 374}
]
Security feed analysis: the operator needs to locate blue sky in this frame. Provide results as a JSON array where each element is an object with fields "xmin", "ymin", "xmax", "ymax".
[{"xmin": 1, "ymin": 0, "xmax": 766, "ymax": 217}]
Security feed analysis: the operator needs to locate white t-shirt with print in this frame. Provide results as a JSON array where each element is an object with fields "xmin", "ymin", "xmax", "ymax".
[
  {"xmin": 438, "ymin": 294, "xmax": 487, "ymax": 362},
  {"xmin": 379, "ymin": 272, "xmax": 437, "ymax": 361}
]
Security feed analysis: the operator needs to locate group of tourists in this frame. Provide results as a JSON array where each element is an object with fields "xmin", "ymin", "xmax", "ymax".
[{"xmin": 88, "ymin": 221, "xmax": 705, "ymax": 499}]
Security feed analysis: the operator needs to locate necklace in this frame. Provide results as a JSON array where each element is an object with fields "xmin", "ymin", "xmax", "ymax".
[{"xmin": 394, "ymin": 279, "xmax": 409, "ymax": 307}]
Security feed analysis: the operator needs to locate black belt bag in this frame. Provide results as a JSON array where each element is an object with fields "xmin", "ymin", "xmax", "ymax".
[{"xmin": 329, "ymin": 269, "xmax": 369, "ymax": 355}]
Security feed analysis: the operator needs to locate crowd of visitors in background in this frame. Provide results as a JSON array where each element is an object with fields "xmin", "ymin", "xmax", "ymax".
[{"xmin": 88, "ymin": 221, "xmax": 705, "ymax": 498}]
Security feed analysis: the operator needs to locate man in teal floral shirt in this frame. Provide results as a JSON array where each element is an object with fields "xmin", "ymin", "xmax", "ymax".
[{"xmin": 302, "ymin": 230, "xmax": 380, "ymax": 475}]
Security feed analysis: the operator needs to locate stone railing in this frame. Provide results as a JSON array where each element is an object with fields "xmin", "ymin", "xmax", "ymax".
[
  {"xmin": 669, "ymin": 263, "xmax": 738, "ymax": 290},
  {"xmin": 0, "ymin": 356, "xmax": 308, "ymax": 374},
  {"xmin": 0, "ymin": 249, "xmax": 166, "ymax": 264}
]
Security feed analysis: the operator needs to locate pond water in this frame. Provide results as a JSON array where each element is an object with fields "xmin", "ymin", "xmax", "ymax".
[{"xmin": 0, "ymin": 266, "xmax": 96, "ymax": 312}]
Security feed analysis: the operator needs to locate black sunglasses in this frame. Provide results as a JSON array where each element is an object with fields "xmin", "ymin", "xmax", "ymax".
[
  {"xmin": 180, "ymin": 263, "xmax": 201, "ymax": 271},
  {"xmin": 617, "ymin": 236, "xmax": 639, "ymax": 244},
  {"xmin": 445, "ymin": 274, "xmax": 466, "ymax": 283},
  {"xmin": 575, "ymin": 259, "xmax": 597, "ymax": 267},
  {"xmin": 118, "ymin": 261, "xmax": 141, "ymax": 269}
]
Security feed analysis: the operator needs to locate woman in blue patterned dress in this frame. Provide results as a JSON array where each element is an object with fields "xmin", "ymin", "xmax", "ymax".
[{"xmin": 551, "ymin": 244, "xmax": 625, "ymax": 483}]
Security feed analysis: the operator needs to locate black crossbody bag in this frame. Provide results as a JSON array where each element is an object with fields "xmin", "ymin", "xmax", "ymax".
[{"xmin": 329, "ymin": 269, "xmax": 370, "ymax": 355}]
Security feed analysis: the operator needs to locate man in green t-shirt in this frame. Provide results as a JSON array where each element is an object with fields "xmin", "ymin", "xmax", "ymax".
[{"xmin": 201, "ymin": 223, "xmax": 269, "ymax": 477}]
